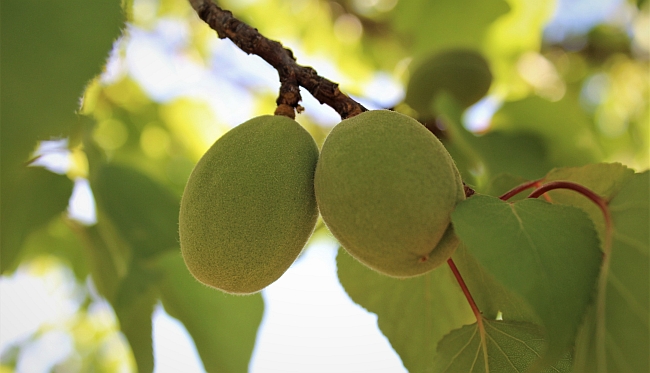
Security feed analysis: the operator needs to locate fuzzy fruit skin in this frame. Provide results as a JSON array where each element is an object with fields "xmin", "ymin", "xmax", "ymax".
[
  {"xmin": 179, "ymin": 115, "xmax": 319, "ymax": 294},
  {"xmin": 315, "ymin": 110, "xmax": 465, "ymax": 277}
]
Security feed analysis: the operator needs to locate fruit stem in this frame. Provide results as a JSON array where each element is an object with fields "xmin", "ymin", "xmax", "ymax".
[
  {"xmin": 447, "ymin": 258, "xmax": 482, "ymax": 323},
  {"xmin": 499, "ymin": 178, "xmax": 544, "ymax": 201},
  {"xmin": 463, "ymin": 183, "xmax": 476, "ymax": 198}
]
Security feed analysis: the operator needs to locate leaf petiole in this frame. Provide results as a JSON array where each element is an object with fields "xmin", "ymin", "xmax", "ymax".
[
  {"xmin": 447, "ymin": 258, "xmax": 482, "ymax": 322},
  {"xmin": 498, "ymin": 178, "xmax": 544, "ymax": 201},
  {"xmin": 448, "ymin": 258, "xmax": 489, "ymax": 370}
]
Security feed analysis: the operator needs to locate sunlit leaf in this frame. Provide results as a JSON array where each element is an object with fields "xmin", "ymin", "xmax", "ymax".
[
  {"xmin": 1, "ymin": 167, "xmax": 73, "ymax": 273},
  {"xmin": 391, "ymin": 0, "xmax": 509, "ymax": 56},
  {"xmin": 92, "ymin": 164, "xmax": 180, "ymax": 259},
  {"xmin": 451, "ymin": 195, "xmax": 602, "ymax": 365},
  {"xmin": 484, "ymin": 0, "xmax": 557, "ymax": 98},
  {"xmin": 573, "ymin": 171, "xmax": 649, "ymax": 373},
  {"xmin": 432, "ymin": 319, "xmax": 572, "ymax": 372},
  {"xmin": 155, "ymin": 252, "xmax": 264, "ymax": 373},
  {"xmin": 337, "ymin": 248, "xmax": 474, "ymax": 372}
]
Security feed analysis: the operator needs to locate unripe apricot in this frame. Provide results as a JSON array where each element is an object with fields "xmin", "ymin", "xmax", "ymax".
[
  {"xmin": 405, "ymin": 49, "xmax": 492, "ymax": 116},
  {"xmin": 179, "ymin": 115, "xmax": 319, "ymax": 294},
  {"xmin": 315, "ymin": 110, "xmax": 465, "ymax": 277}
]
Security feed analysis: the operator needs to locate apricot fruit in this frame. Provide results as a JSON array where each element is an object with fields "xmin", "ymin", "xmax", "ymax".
[
  {"xmin": 405, "ymin": 49, "xmax": 492, "ymax": 116},
  {"xmin": 315, "ymin": 110, "xmax": 464, "ymax": 277},
  {"xmin": 179, "ymin": 115, "xmax": 319, "ymax": 294}
]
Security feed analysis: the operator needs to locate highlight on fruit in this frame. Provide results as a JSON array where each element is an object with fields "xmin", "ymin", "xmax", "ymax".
[
  {"xmin": 315, "ymin": 110, "xmax": 465, "ymax": 278},
  {"xmin": 179, "ymin": 115, "xmax": 319, "ymax": 294}
]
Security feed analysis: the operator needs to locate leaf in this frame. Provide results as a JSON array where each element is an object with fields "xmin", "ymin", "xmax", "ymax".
[
  {"xmin": 92, "ymin": 164, "xmax": 180, "ymax": 258},
  {"xmin": 432, "ymin": 319, "xmax": 572, "ymax": 373},
  {"xmin": 451, "ymin": 195, "xmax": 602, "ymax": 365},
  {"xmin": 491, "ymin": 94, "xmax": 602, "ymax": 168},
  {"xmin": 155, "ymin": 252, "xmax": 264, "ymax": 373},
  {"xmin": 543, "ymin": 163, "xmax": 635, "ymax": 244},
  {"xmin": 1, "ymin": 0, "xmax": 123, "ymax": 215},
  {"xmin": 483, "ymin": 0, "xmax": 557, "ymax": 97},
  {"xmin": 70, "ymin": 222, "xmax": 124, "ymax": 302},
  {"xmin": 1, "ymin": 167, "xmax": 74, "ymax": 273},
  {"xmin": 436, "ymin": 95, "xmax": 553, "ymax": 184},
  {"xmin": 337, "ymin": 248, "xmax": 475, "ymax": 372},
  {"xmin": 451, "ymin": 244, "xmax": 535, "ymax": 322},
  {"xmin": 113, "ymin": 262, "xmax": 159, "ymax": 373},
  {"xmin": 391, "ymin": 0, "xmax": 509, "ymax": 57},
  {"xmin": 15, "ymin": 217, "xmax": 89, "ymax": 282},
  {"xmin": 573, "ymin": 171, "xmax": 649, "ymax": 373}
]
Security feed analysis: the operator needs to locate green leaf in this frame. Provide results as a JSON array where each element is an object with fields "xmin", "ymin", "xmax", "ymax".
[
  {"xmin": 71, "ymin": 222, "xmax": 124, "ymax": 302},
  {"xmin": 391, "ymin": 0, "xmax": 509, "ymax": 56},
  {"xmin": 483, "ymin": 0, "xmax": 557, "ymax": 97},
  {"xmin": 436, "ymin": 95, "xmax": 553, "ymax": 186},
  {"xmin": 155, "ymin": 252, "xmax": 264, "ymax": 373},
  {"xmin": 432, "ymin": 319, "xmax": 572, "ymax": 373},
  {"xmin": 451, "ymin": 195, "xmax": 602, "ymax": 365},
  {"xmin": 15, "ymin": 217, "xmax": 89, "ymax": 282},
  {"xmin": 573, "ymin": 171, "xmax": 649, "ymax": 373},
  {"xmin": 543, "ymin": 163, "xmax": 635, "ymax": 244},
  {"xmin": 1, "ymin": 167, "xmax": 74, "ymax": 273},
  {"xmin": 1, "ymin": 0, "xmax": 123, "ymax": 211},
  {"xmin": 451, "ymin": 244, "xmax": 535, "ymax": 322},
  {"xmin": 491, "ymin": 94, "xmax": 602, "ymax": 168},
  {"xmin": 113, "ymin": 262, "xmax": 159, "ymax": 373},
  {"xmin": 337, "ymin": 248, "xmax": 474, "ymax": 372},
  {"xmin": 92, "ymin": 164, "xmax": 180, "ymax": 258}
]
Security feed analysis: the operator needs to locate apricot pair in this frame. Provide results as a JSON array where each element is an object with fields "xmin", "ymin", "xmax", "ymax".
[{"xmin": 179, "ymin": 110, "xmax": 464, "ymax": 294}]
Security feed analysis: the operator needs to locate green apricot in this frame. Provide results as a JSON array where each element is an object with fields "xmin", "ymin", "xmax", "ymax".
[
  {"xmin": 405, "ymin": 49, "xmax": 492, "ymax": 116},
  {"xmin": 179, "ymin": 115, "xmax": 319, "ymax": 294},
  {"xmin": 315, "ymin": 110, "xmax": 465, "ymax": 277}
]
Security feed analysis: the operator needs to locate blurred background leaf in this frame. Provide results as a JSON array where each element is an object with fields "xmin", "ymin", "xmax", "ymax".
[
  {"xmin": 1, "ymin": 168, "xmax": 74, "ymax": 273},
  {"xmin": 91, "ymin": 164, "xmax": 180, "ymax": 259},
  {"xmin": 155, "ymin": 252, "xmax": 264, "ymax": 373}
]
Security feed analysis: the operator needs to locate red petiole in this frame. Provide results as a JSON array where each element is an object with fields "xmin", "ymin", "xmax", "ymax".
[
  {"xmin": 447, "ymin": 258, "xmax": 482, "ymax": 324},
  {"xmin": 498, "ymin": 178, "xmax": 544, "ymax": 201}
]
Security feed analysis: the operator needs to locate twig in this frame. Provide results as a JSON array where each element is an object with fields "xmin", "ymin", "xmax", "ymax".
[{"xmin": 187, "ymin": 0, "xmax": 367, "ymax": 119}]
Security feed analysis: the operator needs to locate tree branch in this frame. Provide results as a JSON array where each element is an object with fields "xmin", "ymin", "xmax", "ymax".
[{"xmin": 188, "ymin": 0, "xmax": 367, "ymax": 119}]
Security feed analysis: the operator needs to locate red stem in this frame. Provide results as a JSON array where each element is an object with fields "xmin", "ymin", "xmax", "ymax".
[
  {"xmin": 499, "ymin": 179, "xmax": 544, "ymax": 201},
  {"xmin": 447, "ymin": 258, "xmax": 482, "ymax": 322},
  {"xmin": 528, "ymin": 181, "xmax": 611, "ymax": 227}
]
